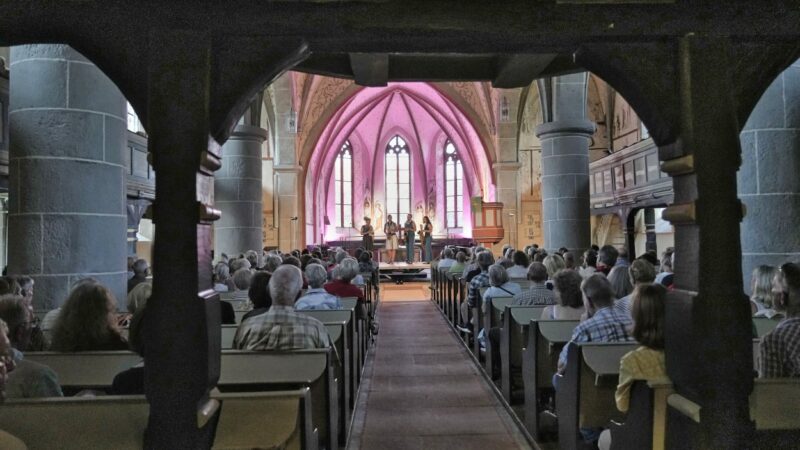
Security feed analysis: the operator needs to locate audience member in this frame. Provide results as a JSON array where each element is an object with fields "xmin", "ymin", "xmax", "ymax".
[
  {"xmin": 615, "ymin": 259, "xmax": 656, "ymax": 316},
  {"xmin": 556, "ymin": 274, "xmax": 633, "ymax": 444},
  {"xmin": 608, "ymin": 263, "xmax": 634, "ymax": 301},
  {"xmin": 597, "ymin": 245, "xmax": 619, "ymax": 275},
  {"xmin": 111, "ymin": 280, "xmax": 150, "ymax": 395},
  {"xmin": 513, "ymin": 262, "xmax": 556, "ymax": 306},
  {"xmin": 245, "ymin": 250, "xmax": 260, "ymax": 270},
  {"xmin": 243, "ymin": 271, "xmax": 272, "ymax": 321},
  {"xmin": 231, "ymin": 268, "xmax": 252, "ymax": 304},
  {"xmin": 324, "ymin": 258, "xmax": 366, "ymax": 314},
  {"xmin": 50, "ymin": 282, "xmax": 128, "ymax": 352},
  {"xmin": 506, "ymin": 251, "xmax": 529, "ymax": 279},
  {"xmin": 449, "ymin": 252, "xmax": 468, "ymax": 275},
  {"xmin": 296, "ymin": 264, "xmax": 342, "ymax": 310},
  {"xmin": 459, "ymin": 251, "xmax": 494, "ymax": 331},
  {"xmin": 580, "ymin": 249, "xmax": 598, "ymax": 279},
  {"xmin": 655, "ymin": 248, "xmax": 674, "ymax": 287},
  {"xmin": 541, "ymin": 270, "xmax": 585, "ymax": 320},
  {"xmin": 598, "ymin": 283, "xmax": 670, "ymax": 450},
  {"xmin": 759, "ymin": 262, "xmax": 800, "ymax": 378},
  {"xmin": 482, "ymin": 265, "xmax": 522, "ymax": 314},
  {"xmin": 0, "ymin": 318, "xmax": 30, "ymax": 450},
  {"xmin": 0, "ymin": 295, "xmax": 62, "ymax": 398},
  {"xmin": 615, "ymin": 247, "xmax": 630, "ymax": 268},
  {"xmin": 229, "ymin": 258, "xmax": 251, "ymax": 273},
  {"xmin": 563, "ymin": 252, "xmax": 576, "ymax": 270},
  {"xmin": 264, "ymin": 254, "xmax": 283, "ymax": 273},
  {"xmin": 213, "ymin": 262, "xmax": 235, "ymax": 292},
  {"xmin": 750, "ymin": 265, "xmax": 780, "ymax": 317},
  {"xmin": 543, "ymin": 254, "xmax": 566, "ymax": 280},
  {"xmin": 438, "ymin": 248, "xmax": 456, "ymax": 272},
  {"xmin": 127, "ymin": 259, "xmax": 149, "ymax": 293},
  {"xmin": 234, "ymin": 265, "xmax": 330, "ymax": 350}
]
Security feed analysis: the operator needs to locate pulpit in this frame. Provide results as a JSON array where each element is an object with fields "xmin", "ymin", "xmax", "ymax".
[{"xmin": 471, "ymin": 201, "xmax": 504, "ymax": 247}]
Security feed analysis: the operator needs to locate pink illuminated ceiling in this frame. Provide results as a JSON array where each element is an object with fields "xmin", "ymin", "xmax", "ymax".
[{"xmin": 304, "ymin": 82, "xmax": 494, "ymax": 244}]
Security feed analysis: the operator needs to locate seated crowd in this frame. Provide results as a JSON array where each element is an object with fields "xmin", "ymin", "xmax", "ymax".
[{"xmin": 432, "ymin": 241, "xmax": 800, "ymax": 448}]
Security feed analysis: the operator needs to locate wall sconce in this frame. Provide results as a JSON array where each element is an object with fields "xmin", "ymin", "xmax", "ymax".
[
  {"xmin": 287, "ymin": 109, "xmax": 298, "ymax": 134},
  {"xmin": 500, "ymin": 96, "xmax": 510, "ymax": 122}
]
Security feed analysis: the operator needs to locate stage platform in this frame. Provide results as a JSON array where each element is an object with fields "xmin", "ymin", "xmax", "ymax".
[
  {"xmin": 378, "ymin": 262, "xmax": 431, "ymax": 272},
  {"xmin": 377, "ymin": 262, "xmax": 430, "ymax": 284}
]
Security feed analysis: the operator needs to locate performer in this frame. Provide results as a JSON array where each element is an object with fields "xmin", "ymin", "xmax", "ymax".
[
  {"xmin": 421, "ymin": 216, "xmax": 433, "ymax": 262},
  {"xmin": 360, "ymin": 217, "xmax": 375, "ymax": 251},
  {"xmin": 384, "ymin": 215, "xmax": 399, "ymax": 264},
  {"xmin": 403, "ymin": 214, "xmax": 417, "ymax": 264}
]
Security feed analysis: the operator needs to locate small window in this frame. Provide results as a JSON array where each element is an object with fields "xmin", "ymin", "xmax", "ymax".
[
  {"xmin": 385, "ymin": 136, "xmax": 411, "ymax": 223},
  {"xmin": 126, "ymin": 102, "xmax": 145, "ymax": 134},
  {"xmin": 334, "ymin": 141, "xmax": 353, "ymax": 228}
]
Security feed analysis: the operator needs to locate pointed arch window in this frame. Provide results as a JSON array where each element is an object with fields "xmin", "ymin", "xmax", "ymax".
[
  {"xmin": 385, "ymin": 135, "xmax": 411, "ymax": 225},
  {"xmin": 334, "ymin": 141, "xmax": 353, "ymax": 228},
  {"xmin": 444, "ymin": 140, "xmax": 463, "ymax": 228}
]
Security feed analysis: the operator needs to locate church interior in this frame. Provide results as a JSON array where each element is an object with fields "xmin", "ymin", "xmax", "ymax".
[{"xmin": 0, "ymin": 2, "xmax": 799, "ymax": 449}]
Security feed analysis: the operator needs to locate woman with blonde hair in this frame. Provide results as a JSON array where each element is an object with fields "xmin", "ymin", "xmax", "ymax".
[
  {"xmin": 50, "ymin": 281, "xmax": 127, "ymax": 352},
  {"xmin": 542, "ymin": 254, "xmax": 566, "ymax": 279},
  {"xmin": 750, "ymin": 265, "xmax": 779, "ymax": 317}
]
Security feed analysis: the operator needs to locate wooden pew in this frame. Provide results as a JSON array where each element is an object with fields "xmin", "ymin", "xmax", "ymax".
[
  {"xmin": 218, "ymin": 349, "xmax": 337, "ymax": 450},
  {"xmin": 608, "ymin": 380, "xmax": 673, "ymax": 450},
  {"xmin": 521, "ymin": 319, "xmax": 579, "ymax": 440},
  {"xmin": 212, "ymin": 389, "xmax": 317, "ymax": 450},
  {"xmin": 299, "ymin": 309, "xmax": 360, "ymax": 403},
  {"xmin": 556, "ymin": 341, "xmax": 638, "ymax": 450},
  {"xmin": 25, "ymin": 350, "xmax": 338, "ymax": 450},
  {"xmin": 498, "ymin": 305, "xmax": 547, "ymax": 401},
  {"xmin": 482, "ymin": 295, "xmax": 514, "ymax": 376},
  {"xmin": 750, "ymin": 378, "xmax": 800, "ymax": 448},
  {"xmin": 0, "ymin": 389, "xmax": 317, "ymax": 450},
  {"xmin": 753, "ymin": 317, "xmax": 779, "ymax": 338}
]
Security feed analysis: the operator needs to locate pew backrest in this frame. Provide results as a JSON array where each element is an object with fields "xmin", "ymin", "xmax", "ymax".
[
  {"xmin": 25, "ymin": 351, "xmax": 142, "ymax": 389},
  {"xmin": 0, "ymin": 395, "xmax": 150, "ymax": 450},
  {"xmin": 753, "ymin": 317, "xmax": 779, "ymax": 338},
  {"xmin": 750, "ymin": 378, "xmax": 800, "ymax": 430},
  {"xmin": 340, "ymin": 297, "xmax": 358, "ymax": 310}
]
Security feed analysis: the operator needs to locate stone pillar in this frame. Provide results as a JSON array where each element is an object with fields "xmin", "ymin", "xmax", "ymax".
[
  {"xmin": 644, "ymin": 208, "xmax": 657, "ymax": 254},
  {"xmin": 536, "ymin": 73, "xmax": 595, "ymax": 253},
  {"xmin": 8, "ymin": 44, "xmax": 127, "ymax": 309},
  {"xmin": 214, "ymin": 124, "xmax": 266, "ymax": 257},
  {"xmin": 739, "ymin": 58, "xmax": 800, "ymax": 289}
]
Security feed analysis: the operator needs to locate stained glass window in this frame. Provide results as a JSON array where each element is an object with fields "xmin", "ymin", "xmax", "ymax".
[
  {"xmin": 334, "ymin": 141, "xmax": 353, "ymax": 228},
  {"xmin": 444, "ymin": 140, "xmax": 463, "ymax": 228},
  {"xmin": 385, "ymin": 136, "xmax": 411, "ymax": 224}
]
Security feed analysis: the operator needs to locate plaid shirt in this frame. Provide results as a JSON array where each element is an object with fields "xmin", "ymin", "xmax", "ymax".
[
  {"xmin": 233, "ymin": 305, "xmax": 331, "ymax": 351},
  {"xmin": 559, "ymin": 306, "xmax": 634, "ymax": 367},
  {"xmin": 468, "ymin": 270, "xmax": 491, "ymax": 307},
  {"xmin": 759, "ymin": 317, "xmax": 800, "ymax": 378},
  {"xmin": 512, "ymin": 284, "xmax": 556, "ymax": 306}
]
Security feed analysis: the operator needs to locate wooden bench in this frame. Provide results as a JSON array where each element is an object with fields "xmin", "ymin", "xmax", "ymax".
[
  {"xmin": 498, "ymin": 305, "xmax": 547, "ymax": 402},
  {"xmin": 608, "ymin": 379, "xmax": 673, "ymax": 450},
  {"xmin": 521, "ymin": 319, "xmax": 579, "ymax": 440},
  {"xmin": 556, "ymin": 341, "xmax": 638, "ymax": 450},
  {"xmin": 25, "ymin": 349, "xmax": 339, "ymax": 450},
  {"xmin": 482, "ymin": 295, "xmax": 514, "ymax": 375},
  {"xmin": 299, "ymin": 308, "xmax": 360, "ymax": 399},
  {"xmin": 753, "ymin": 317, "xmax": 779, "ymax": 337},
  {"xmin": 0, "ymin": 389, "xmax": 317, "ymax": 450}
]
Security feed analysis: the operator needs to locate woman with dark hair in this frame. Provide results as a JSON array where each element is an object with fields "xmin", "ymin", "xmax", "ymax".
[
  {"xmin": 421, "ymin": 216, "xmax": 433, "ymax": 263},
  {"xmin": 598, "ymin": 283, "xmax": 670, "ymax": 450},
  {"xmin": 50, "ymin": 282, "xmax": 128, "ymax": 352},
  {"xmin": 243, "ymin": 271, "xmax": 272, "ymax": 321},
  {"xmin": 541, "ymin": 269, "xmax": 585, "ymax": 320}
]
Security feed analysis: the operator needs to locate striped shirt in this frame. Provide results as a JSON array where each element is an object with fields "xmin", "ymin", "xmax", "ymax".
[
  {"xmin": 512, "ymin": 284, "xmax": 557, "ymax": 307},
  {"xmin": 468, "ymin": 270, "xmax": 491, "ymax": 307},
  {"xmin": 759, "ymin": 317, "xmax": 800, "ymax": 378},
  {"xmin": 559, "ymin": 306, "xmax": 634, "ymax": 368},
  {"xmin": 233, "ymin": 305, "xmax": 331, "ymax": 351}
]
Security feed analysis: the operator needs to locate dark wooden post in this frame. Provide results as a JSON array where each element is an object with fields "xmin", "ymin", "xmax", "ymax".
[
  {"xmin": 143, "ymin": 30, "xmax": 221, "ymax": 449},
  {"xmin": 660, "ymin": 35, "xmax": 753, "ymax": 449}
]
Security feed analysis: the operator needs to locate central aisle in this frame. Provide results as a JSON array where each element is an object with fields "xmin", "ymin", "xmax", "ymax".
[{"xmin": 348, "ymin": 283, "xmax": 532, "ymax": 450}]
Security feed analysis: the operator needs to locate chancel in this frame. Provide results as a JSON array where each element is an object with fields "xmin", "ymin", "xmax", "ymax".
[{"xmin": 0, "ymin": 2, "xmax": 799, "ymax": 449}]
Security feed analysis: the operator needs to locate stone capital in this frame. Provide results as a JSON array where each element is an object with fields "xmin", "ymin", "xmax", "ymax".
[
  {"xmin": 535, "ymin": 119, "xmax": 595, "ymax": 139},
  {"xmin": 229, "ymin": 124, "xmax": 268, "ymax": 142},
  {"xmin": 273, "ymin": 164, "xmax": 303, "ymax": 173}
]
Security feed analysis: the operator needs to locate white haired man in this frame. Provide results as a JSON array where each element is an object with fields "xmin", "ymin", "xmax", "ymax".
[{"xmin": 233, "ymin": 265, "xmax": 330, "ymax": 350}]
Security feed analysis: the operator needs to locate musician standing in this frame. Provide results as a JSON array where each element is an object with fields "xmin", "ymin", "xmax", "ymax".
[
  {"xmin": 384, "ymin": 215, "xmax": 399, "ymax": 264},
  {"xmin": 360, "ymin": 217, "xmax": 374, "ymax": 251},
  {"xmin": 421, "ymin": 216, "xmax": 433, "ymax": 262},
  {"xmin": 403, "ymin": 214, "xmax": 416, "ymax": 264}
]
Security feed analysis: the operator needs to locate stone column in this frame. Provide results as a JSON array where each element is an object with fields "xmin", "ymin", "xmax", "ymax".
[
  {"xmin": 214, "ymin": 124, "xmax": 266, "ymax": 257},
  {"xmin": 739, "ymin": 58, "xmax": 800, "ymax": 288},
  {"xmin": 8, "ymin": 44, "xmax": 127, "ymax": 309}
]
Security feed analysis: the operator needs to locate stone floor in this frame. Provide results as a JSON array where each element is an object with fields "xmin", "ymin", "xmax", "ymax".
[{"xmin": 347, "ymin": 283, "xmax": 533, "ymax": 450}]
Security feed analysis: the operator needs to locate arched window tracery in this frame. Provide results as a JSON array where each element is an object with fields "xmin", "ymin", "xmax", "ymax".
[
  {"xmin": 444, "ymin": 140, "xmax": 463, "ymax": 228},
  {"xmin": 334, "ymin": 141, "xmax": 353, "ymax": 228},
  {"xmin": 385, "ymin": 135, "xmax": 411, "ymax": 224}
]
